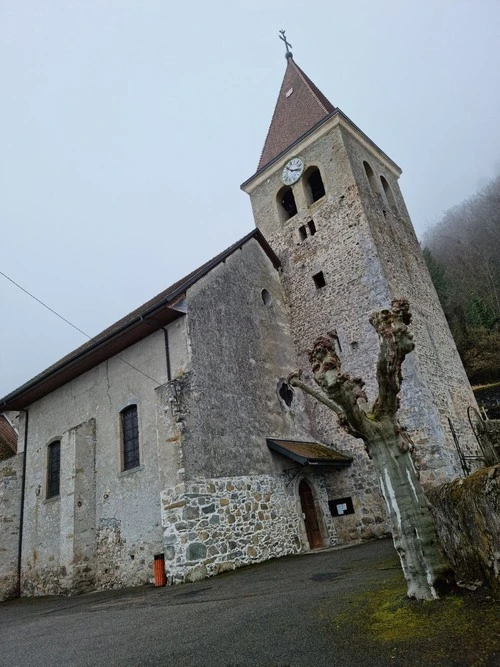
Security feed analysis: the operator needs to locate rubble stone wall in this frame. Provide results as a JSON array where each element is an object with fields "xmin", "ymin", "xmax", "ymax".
[
  {"xmin": 246, "ymin": 114, "xmax": 478, "ymax": 517},
  {"xmin": 162, "ymin": 473, "xmax": 337, "ymax": 583},
  {"xmin": 428, "ymin": 464, "xmax": 500, "ymax": 596},
  {"xmin": 0, "ymin": 454, "xmax": 23, "ymax": 601}
]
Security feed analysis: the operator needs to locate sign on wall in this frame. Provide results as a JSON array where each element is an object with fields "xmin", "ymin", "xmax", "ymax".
[{"xmin": 328, "ymin": 496, "xmax": 354, "ymax": 517}]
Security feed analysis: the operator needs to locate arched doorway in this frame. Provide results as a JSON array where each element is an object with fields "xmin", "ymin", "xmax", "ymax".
[{"xmin": 299, "ymin": 480, "xmax": 323, "ymax": 549}]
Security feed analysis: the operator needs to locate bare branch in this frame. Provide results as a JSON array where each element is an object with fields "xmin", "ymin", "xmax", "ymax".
[
  {"xmin": 287, "ymin": 371, "xmax": 344, "ymax": 416},
  {"xmin": 307, "ymin": 335, "xmax": 369, "ymax": 436},
  {"xmin": 369, "ymin": 299, "xmax": 415, "ymax": 419}
]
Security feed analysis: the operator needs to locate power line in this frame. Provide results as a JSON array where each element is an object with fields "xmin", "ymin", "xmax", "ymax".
[
  {"xmin": 0, "ymin": 270, "xmax": 89, "ymax": 339},
  {"xmin": 0, "ymin": 269, "xmax": 165, "ymax": 387}
]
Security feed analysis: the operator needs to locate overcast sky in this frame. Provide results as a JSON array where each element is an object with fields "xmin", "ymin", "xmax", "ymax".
[{"xmin": 1, "ymin": 0, "xmax": 500, "ymax": 398}]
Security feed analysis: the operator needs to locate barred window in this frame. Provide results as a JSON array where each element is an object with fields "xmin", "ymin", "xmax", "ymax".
[
  {"xmin": 47, "ymin": 440, "xmax": 61, "ymax": 498},
  {"xmin": 121, "ymin": 405, "xmax": 140, "ymax": 471}
]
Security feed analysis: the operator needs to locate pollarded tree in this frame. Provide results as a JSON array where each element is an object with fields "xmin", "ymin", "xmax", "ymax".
[{"xmin": 288, "ymin": 299, "xmax": 453, "ymax": 601}]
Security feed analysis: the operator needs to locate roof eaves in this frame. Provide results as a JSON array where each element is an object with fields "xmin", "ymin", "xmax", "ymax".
[
  {"xmin": 241, "ymin": 110, "xmax": 338, "ymax": 189},
  {"xmin": 242, "ymin": 107, "xmax": 402, "ymax": 189},
  {"xmin": 267, "ymin": 438, "xmax": 352, "ymax": 468},
  {"xmin": 0, "ymin": 229, "xmax": 280, "ymax": 410},
  {"xmin": 0, "ymin": 309, "xmax": 177, "ymax": 411}
]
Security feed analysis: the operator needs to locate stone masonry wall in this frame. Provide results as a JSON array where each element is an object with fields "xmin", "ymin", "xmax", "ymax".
[
  {"xmin": 428, "ymin": 464, "xmax": 500, "ymax": 597},
  {"xmin": 342, "ymin": 129, "xmax": 479, "ymax": 482},
  {"xmin": 0, "ymin": 453, "xmax": 23, "ymax": 601},
  {"xmin": 247, "ymin": 114, "xmax": 478, "ymax": 528},
  {"xmin": 247, "ymin": 123, "xmax": 394, "ymax": 538},
  {"xmin": 322, "ymin": 462, "xmax": 390, "ymax": 544},
  {"xmin": 161, "ymin": 473, "xmax": 337, "ymax": 583},
  {"xmin": 181, "ymin": 238, "xmax": 314, "ymax": 481}
]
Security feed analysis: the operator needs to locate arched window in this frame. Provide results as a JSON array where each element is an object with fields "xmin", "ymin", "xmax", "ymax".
[
  {"xmin": 305, "ymin": 167, "xmax": 325, "ymax": 204},
  {"xmin": 363, "ymin": 161, "xmax": 378, "ymax": 196},
  {"xmin": 277, "ymin": 186, "xmax": 297, "ymax": 221},
  {"xmin": 380, "ymin": 176, "xmax": 398, "ymax": 213},
  {"xmin": 121, "ymin": 405, "xmax": 140, "ymax": 471},
  {"xmin": 47, "ymin": 440, "xmax": 61, "ymax": 498}
]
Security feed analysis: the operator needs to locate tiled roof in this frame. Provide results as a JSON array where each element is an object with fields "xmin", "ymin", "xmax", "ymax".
[
  {"xmin": 258, "ymin": 58, "xmax": 335, "ymax": 170},
  {"xmin": 0, "ymin": 229, "xmax": 280, "ymax": 411},
  {"xmin": 0, "ymin": 415, "xmax": 17, "ymax": 459},
  {"xmin": 267, "ymin": 439, "xmax": 352, "ymax": 467}
]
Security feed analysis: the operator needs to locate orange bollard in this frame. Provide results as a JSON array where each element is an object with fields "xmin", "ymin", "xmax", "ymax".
[{"xmin": 153, "ymin": 553, "xmax": 167, "ymax": 587}]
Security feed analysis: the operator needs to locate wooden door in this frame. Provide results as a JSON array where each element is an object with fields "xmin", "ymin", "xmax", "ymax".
[{"xmin": 299, "ymin": 480, "xmax": 322, "ymax": 549}]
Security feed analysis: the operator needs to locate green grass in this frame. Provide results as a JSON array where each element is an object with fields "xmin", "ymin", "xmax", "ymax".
[{"xmin": 330, "ymin": 567, "xmax": 500, "ymax": 666}]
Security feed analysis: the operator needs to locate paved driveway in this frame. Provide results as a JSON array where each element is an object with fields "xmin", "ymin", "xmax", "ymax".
[{"xmin": 1, "ymin": 539, "xmax": 499, "ymax": 667}]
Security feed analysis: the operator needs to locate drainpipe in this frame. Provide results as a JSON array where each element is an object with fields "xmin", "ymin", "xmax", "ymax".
[
  {"xmin": 17, "ymin": 409, "xmax": 29, "ymax": 597},
  {"xmin": 137, "ymin": 315, "xmax": 171, "ymax": 383},
  {"xmin": 162, "ymin": 327, "xmax": 171, "ymax": 382}
]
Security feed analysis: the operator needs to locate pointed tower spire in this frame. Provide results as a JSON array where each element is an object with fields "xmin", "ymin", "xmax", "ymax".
[{"xmin": 257, "ymin": 44, "xmax": 335, "ymax": 170}]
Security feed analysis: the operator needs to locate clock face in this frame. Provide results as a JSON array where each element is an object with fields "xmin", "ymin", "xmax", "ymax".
[{"xmin": 281, "ymin": 157, "xmax": 304, "ymax": 185}]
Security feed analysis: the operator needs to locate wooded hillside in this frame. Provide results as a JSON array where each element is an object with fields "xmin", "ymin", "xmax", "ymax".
[{"xmin": 423, "ymin": 175, "xmax": 500, "ymax": 386}]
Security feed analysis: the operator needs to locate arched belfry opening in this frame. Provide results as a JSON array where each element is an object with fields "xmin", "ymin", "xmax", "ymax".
[
  {"xmin": 298, "ymin": 479, "xmax": 323, "ymax": 549},
  {"xmin": 380, "ymin": 175, "xmax": 398, "ymax": 213},
  {"xmin": 277, "ymin": 185, "xmax": 298, "ymax": 221},
  {"xmin": 363, "ymin": 161, "xmax": 378, "ymax": 196},
  {"xmin": 305, "ymin": 167, "xmax": 325, "ymax": 204}
]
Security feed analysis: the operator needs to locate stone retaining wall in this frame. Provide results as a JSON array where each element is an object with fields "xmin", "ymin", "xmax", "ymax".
[
  {"xmin": 0, "ymin": 454, "xmax": 23, "ymax": 601},
  {"xmin": 161, "ymin": 473, "xmax": 337, "ymax": 583},
  {"xmin": 428, "ymin": 464, "xmax": 500, "ymax": 596}
]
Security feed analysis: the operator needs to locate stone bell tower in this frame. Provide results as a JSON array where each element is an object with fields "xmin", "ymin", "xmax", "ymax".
[{"xmin": 241, "ymin": 45, "xmax": 479, "ymax": 508}]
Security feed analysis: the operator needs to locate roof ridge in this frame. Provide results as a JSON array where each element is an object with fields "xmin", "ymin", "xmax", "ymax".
[
  {"xmin": 0, "ymin": 229, "xmax": 280, "ymax": 410},
  {"xmin": 290, "ymin": 59, "xmax": 331, "ymax": 115}
]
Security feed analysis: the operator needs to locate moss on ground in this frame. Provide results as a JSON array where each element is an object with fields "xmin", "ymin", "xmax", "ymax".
[{"xmin": 330, "ymin": 563, "xmax": 500, "ymax": 666}]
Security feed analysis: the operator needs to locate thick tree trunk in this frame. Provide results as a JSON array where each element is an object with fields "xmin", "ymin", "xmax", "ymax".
[
  {"xmin": 288, "ymin": 300, "xmax": 454, "ymax": 600},
  {"xmin": 368, "ymin": 424, "xmax": 452, "ymax": 600}
]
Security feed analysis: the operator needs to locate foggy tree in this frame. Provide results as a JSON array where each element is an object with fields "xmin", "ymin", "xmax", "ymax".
[
  {"xmin": 422, "ymin": 248, "xmax": 449, "ymax": 311},
  {"xmin": 288, "ymin": 300, "xmax": 453, "ymax": 601},
  {"xmin": 423, "ymin": 174, "xmax": 500, "ymax": 384}
]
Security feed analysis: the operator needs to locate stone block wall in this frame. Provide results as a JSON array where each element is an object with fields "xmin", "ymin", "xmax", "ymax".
[
  {"xmin": 246, "ymin": 113, "xmax": 478, "ymax": 507},
  {"xmin": 323, "ymin": 459, "xmax": 390, "ymax": 544},
  {"xmin": 181, "ymin": 238, "xmax": 314, "ymax": 481},
  {"xmin": 0, "ymin": 453, "xmax": 23, "ymax": 601},
  {"xmin": 161, "ymin": 473, "xmax": 337, "ymax": 583},
  {"xmin": 428, "ymin": 464, "xmax": 500, "ymax": 596},
  {"xmin": 246, "ymin": 124, "xmax": 393, "ymax": 539},
  {"xmin": 345, "ymin": 125, "xmax": 479, "ymax": 482}
]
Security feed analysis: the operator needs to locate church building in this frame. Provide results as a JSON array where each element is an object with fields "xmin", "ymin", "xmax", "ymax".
[{"xmin": 0, "ymin": 47, "xmax": 478, "ymax": 599}]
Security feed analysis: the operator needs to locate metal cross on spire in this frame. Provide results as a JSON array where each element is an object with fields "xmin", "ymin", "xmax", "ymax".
[{"xmin": 279, "ymin": 30, "xmax": 293, "ymax": 59}]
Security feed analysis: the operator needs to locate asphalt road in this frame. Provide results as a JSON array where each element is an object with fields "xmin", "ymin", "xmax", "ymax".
[{"xmin": 1, "ymin": 539, "xmax": 498, "ymax": 667}]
